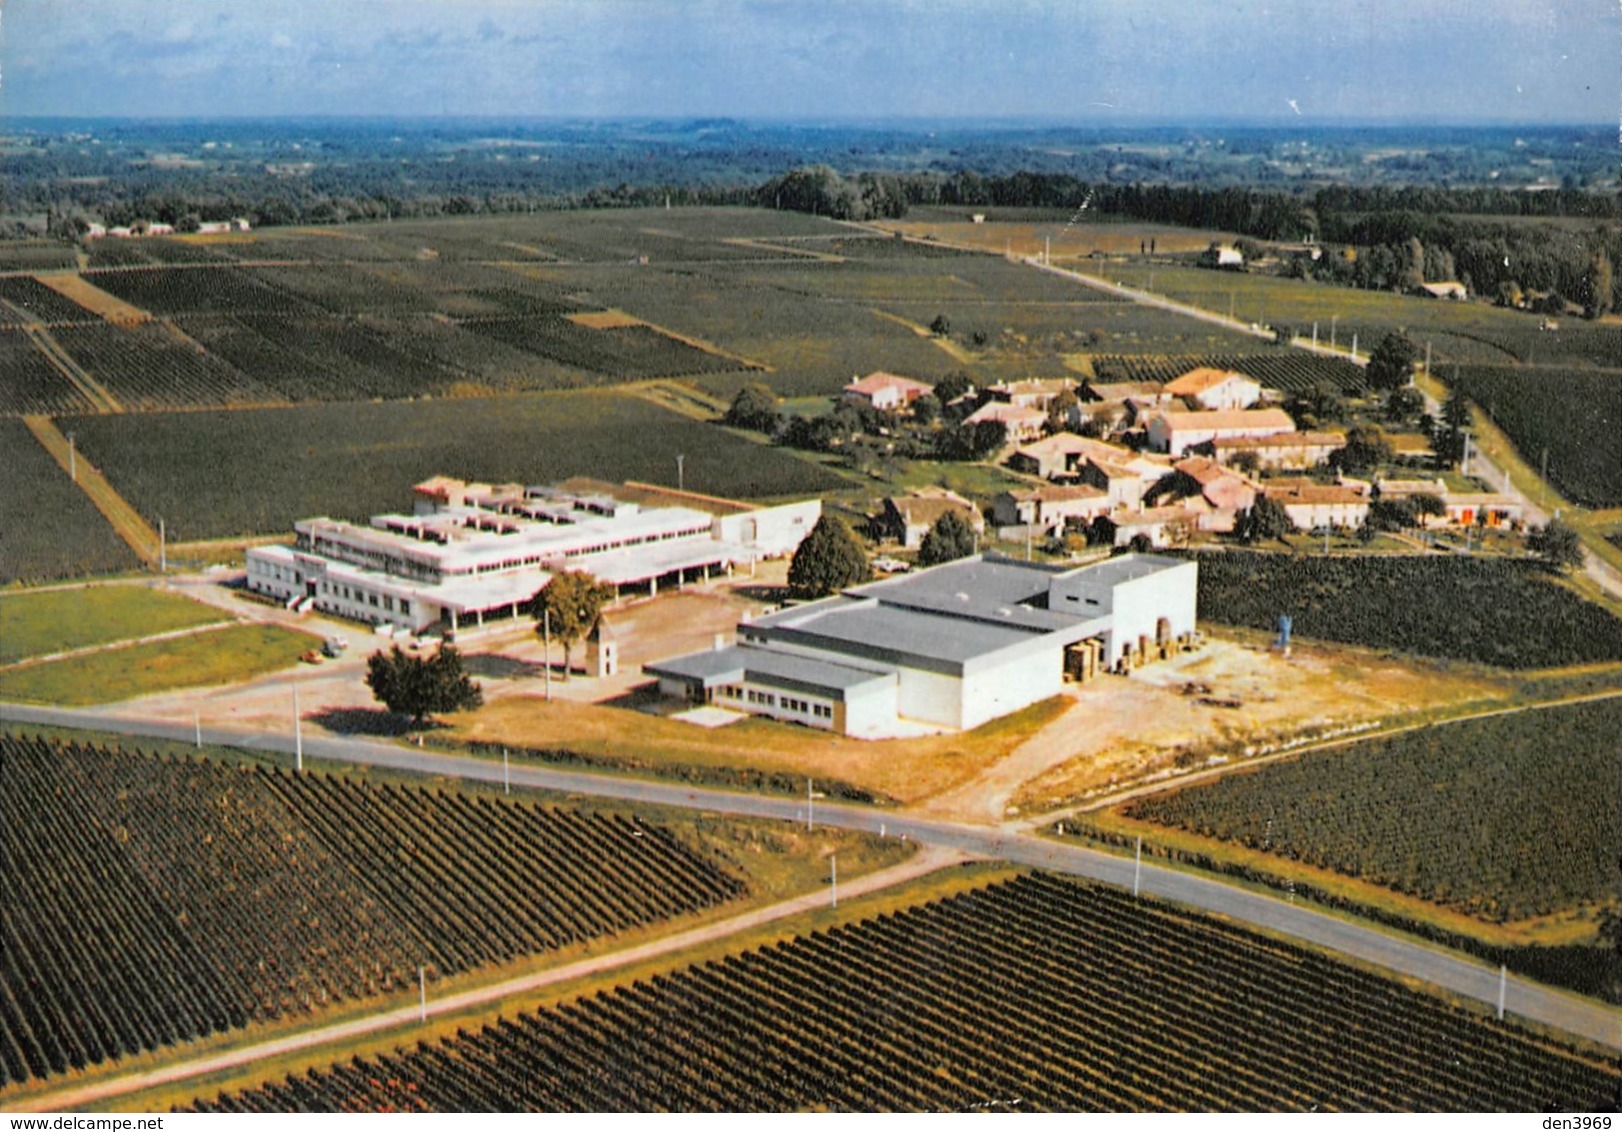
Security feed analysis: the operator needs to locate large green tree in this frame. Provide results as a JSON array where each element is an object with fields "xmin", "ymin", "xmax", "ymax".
[
  {"xmin": 1365, "ymin": 332, "xmax": 1420, "ymax": 391},
  {"xmin": 722, "ymin": 383, "xmax": 782, "ymax": 434},
  {"xmin": 1528, "ymin": 518, "xmax": 1583, "ymax": 572},
  {"xmin": 1235, "ymin": 495, "xmax": 1293, "ymax": 545},
  {"xmin": 366, "ymin": 645, "xmax": 483, "ymax": 727},
  {"xmin": 533, "ymin": 570, "xmax": 615, "ymax": 678},
  {"xmin": 918, "ymin": 509, "xmax": 979, "ymax": 567},
  {"xmin": 788, "ymin": 516, "xmax": 871, "ymax": 597},
  {"xmin": 1331, "ymin": 424, "xmax": 1395, "ymax": 474}
]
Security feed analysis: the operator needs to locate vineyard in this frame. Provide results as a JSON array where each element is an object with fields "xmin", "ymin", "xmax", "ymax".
[
  {"xmin": 186, "ymin": 873, "xmax": 1618, "ymax": 1112},
  {"xmin": 61, "ymin": 391, "xmax": 846, "ymax": 541},
  {"xmin": 0, "ymin": 421, "xmax": 136, "ymax": 584},
  {"xmin": 83, "ymin": 266, "xmax": 314, "ymax": 317},
  {"xmin": 1448, "ymin": 364, "xmax": 1622, "ymax": 509},
  {"xmin": 460, "ymin": 316, "xmax": 752, "ymax": 381},
  {"xmin": 1194, "ymin": 550, "xmax": 1622, "ymax": 669},
  {"xmin": 51, "ymin": 323, "xmax": 270, "ymax": 409},
  {"xmin": 1092, "ymin": 352, "xmax": 1369, "ymax": 394},
  {"xmin": 0, "ymin": 330, "xmax": 92, "ymax": 416},
  {"xmin": 0, "ymin": 734, "xmax": 744, "ymax": 1086},
  {"xmin": 1121, "ymin": 698, "xmax": 1622, "ymax": 922},
  {"xmin": 0, "ymin": 276, "xmax": 97, "ymax": 325}
]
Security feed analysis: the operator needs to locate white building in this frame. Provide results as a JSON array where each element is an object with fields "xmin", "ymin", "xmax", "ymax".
[
  {"xmin": 1146, "ymin": 408, "xmax": 1296, "ymax": 457},
  {"xmin": 1162, "ymin": 367, "xmax": 1262, "ymax": 411},
  {"xmin": 648, "ymin": 553, "xmax": 1198, "ymax": 738},
  {"xmin": 246, "ymin": 480, "xmax": 820, "ymax": 636},
  {"xmin": 842, "ymin": 371, "xmax": 933, "ymax": 412}
]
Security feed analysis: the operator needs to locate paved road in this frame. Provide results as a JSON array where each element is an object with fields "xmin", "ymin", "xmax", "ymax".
[{"xmin": 6, "ymin": 700, "xmax": 1617, "ymax": 1051}]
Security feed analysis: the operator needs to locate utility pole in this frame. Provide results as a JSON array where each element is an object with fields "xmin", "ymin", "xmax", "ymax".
[
  {"xmin": 676, "ymin": 454, "xmax": 685, "ymax": 493},
  {"xmin": 830, "ymin": 854, "xmax": 838, "ymax": 909},
  {"xmin": 1311, "ymin": 322, "xmax": 1318, "ymax": 349},
  {"xmin": 1350, "ymin": 333, "xmax": 1358, "ymax": 363},
  {"xmin": 1044, "ymin": 236, "xmax": 1050, "ymax": 265},
  {"xmin": 419, "ymin": 966, "xmax": 428, "ymax": 1023},
  {"xmin": 543, "ymin": 608, "xmax": 552, "ymax": 702},
  {"xmin": 807, "ymin": 777, "xmax": 814, "ymax": 831},
  {"xmin": 194, "ymin": 709, "xmax": 201, "ymax": 750},
  {"xmin": 1331, "ymin": 315, "xmax": 1338, "ymax": 350},
  {"xmin": 1424, "ymin": 340, "xmax": 1432, "ymax": 378},
  {"xmin": 158, "ymin": 518, "xmax": 166, "ymax": 573},
  {"xmin": 293, "ymin": 686, "xmax": 303, "ymax": 771},
  {"xmin": 67, "ymin": 433, "xmax": 75, "ymax": 482},
  {"xmin": 1496, "ymin": 964, "xmax": 1507, "ymax": 1021},
  {"xmin": 503, "ymin": 747, "xmax": 510, "ymax": 795},
  {"xmin": 1133, "ymin": 836, "xmax": 1142, "ymax": 898}
]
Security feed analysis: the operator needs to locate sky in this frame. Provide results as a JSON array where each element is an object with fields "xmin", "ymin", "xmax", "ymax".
[{"xmin": 1, "ymin": 0, "xmax": 1615, "ymax": 124}]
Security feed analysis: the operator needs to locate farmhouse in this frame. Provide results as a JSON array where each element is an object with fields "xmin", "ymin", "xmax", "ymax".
[
  {"xmin": 872, "ymin": 491, "xmax": 984, "ymax": 550},
  {"xmin": 1263, "ymin": 481, "xmax": 1370, "ymax": 531},
  {"xmin": 1417, "ymin": 281, "xmax": 1468, "ymax": 301},
  {"xmin": 647, "ymin": 553, "xmax": 1199, "ymax": 737},
  {"xmin": 963, "ymin": 401, "xmax": 1048, "ymax": 443},
  {"xmin": 1212, "ymin": 430, "xmax": 1347, "ymax": 470},
  {"xmin": 1007, "ymin": 432, "xmax": 1094, "ymax": 480},
  {"xmin": 246, "ymin": 480, "xmax": 820, "ymax": 636},
  {"xmin": 1200, "ymin": 244, "xmax": 1245, "ymax": 269},
  {"xmin": 990, "ymin": 483, "xmax": 1111, "ymax": 534},
  {"xmin": 1091, "ymin": 506, "xmax": 1203, "ymax": 549},
  {"xmin": 842, "ymin": 371, "xmax": 933, "ymax": 413},
  {"xmin": 1163, "ymin": 367, "xmax": 1262, "ymax": 411},
  {"xmin": 1146, "ymin": 407, "xmax": 1296, "ymax": 457},
  {"xmin": 985, "ymin": 377, "xmax": 1077, "ymax": 410}
]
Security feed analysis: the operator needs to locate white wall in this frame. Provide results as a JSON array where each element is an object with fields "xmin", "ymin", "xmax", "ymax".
[
  {"xmin": 1105, "ymin": 561, "xmax": 1197, "ymax": 664},
  {"xmin": 714, "ymin": 500, "xmax": 822, "ymax": 557},
  {"xmin": 895, "ymin": 666, "xmax": 964, "ymax": 729},
  {"xmin": 960, "ymin": 646, "xmax": 1063, "ymax": 730}
]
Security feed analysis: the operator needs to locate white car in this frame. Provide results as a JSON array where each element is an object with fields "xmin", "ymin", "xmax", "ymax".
[{"xmin": 870, "ymin": 556, "xmax": 910, "ymax": 574}]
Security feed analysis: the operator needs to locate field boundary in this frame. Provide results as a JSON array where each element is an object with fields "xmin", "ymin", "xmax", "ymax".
[
  {"xmin": 21, "ymin": 416, "xmax": 159, "ymax": 567},
  {"xmin": 868, "ymin": 307, "xmax": 975, "ymax": 363},
  {"xmin": 23, "ymin": 326, "xmax": 123, "ymax": 413},
  {"xmin": 35, "ymin": 272, "xmax": 152, "ymax": 327}
]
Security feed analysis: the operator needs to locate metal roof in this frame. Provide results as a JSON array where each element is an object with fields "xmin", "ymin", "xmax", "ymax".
[{"xmin": 645, "ymin": 644, "xmax": 894, "ymax": 699}]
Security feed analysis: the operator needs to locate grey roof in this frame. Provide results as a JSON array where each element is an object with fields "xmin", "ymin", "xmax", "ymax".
[
  {"xmin": 747, "ymin": 598, "xmax": 1041, "ymax": 673},
  {"xmin": 1061, "ymin": 552, "xmax": 1192, "ymax": 588},
  {"xmin": 645, "ymin": 644, "xmax": 893, "ymax": 700}
]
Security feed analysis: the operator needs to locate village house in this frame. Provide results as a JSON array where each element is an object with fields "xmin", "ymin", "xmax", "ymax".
[
  {"xmin": 986, "ymin": 377, "xmax": 1078, "ymax": 410},
  {"xmin": 1146, "ymin": 407, "xmax": 1296, "ymax": 458},
  {"xmin": 1006, "ymin": 432, "xmax": 1094, "ymax": 480},
  {"xmin": 872, "ymin": 490, "xmax": 984, "ymax": 550},
  {"xmin": 1157, "ymin": 456, "xmax": 1259, "ymax": 533},
  {"xmin": 1200, "ymin": 243, "xmax": 1245, "ymax": 269},
  {"xmin": 1162, "ymin": 367, "xmax": 1262, "ymax": 412},
  {"xmin": 1211, "ymin": 430, "xmax": 1347, "ymax": 471},
  {"xmin": 990, "ymin": 483, "xmax": 1111, "ymax": 535},
  {"xmin": 1091, "ymin": 505, "xmax": 1203, "ymax": 549},
  {"xmin": 842, "ymin": 371, "xmax": 934, "ymax": 413},
  {"xmin": 963, "ymin": 401, "xmax": 1047, "ymax": 443},
  {"xmin": 1263, "ymin": 480, "xmax": 1371, "ymax": 531}
]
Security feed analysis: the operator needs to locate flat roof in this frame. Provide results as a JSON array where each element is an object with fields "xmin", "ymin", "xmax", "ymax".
[
  {"xmin": 754, "ymin": 599, "xmax": 1040, "ymax": 670},
  {"xmin": 1064, "ymin": 553, "xmax": 1192, "ymax": 588},
  {"xmin": 646, "ymin": 644, "xmax": 893, "ymax": 700}
]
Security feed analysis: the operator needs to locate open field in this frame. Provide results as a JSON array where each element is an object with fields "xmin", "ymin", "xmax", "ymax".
[
  {"xmin": 0, "ymin": 732, "xmax": 745, "ymax": 1088},
  {"xmin": 877, "ymin": 212, "xmax": 1246, "ymax": 259},
  {"xmin": 0, "ymin": 420, "xmax": 137, "ymax": 585},
  {"xmin": 1449, "ymin": 364, "xmax": 1622, "ymax": 509},
  {"xmin": 0, "ymin": 584, "xmax": 225, "ymax": 666},
  {"xmin": 1121, "ymin": 698, "xmax": 1622, "ymax": 923},
  {"xmin": 1101, "ymin": 262, "xmax": 1622, "ymax": 367},
  {"xmin": 0, "ymin": 624, "xmax": 313, "ymax": 705},
  {"xmin": 1194, "ymin": 550, "xmax": 1622, "ymax": 669},
  {"xmin": 186, "ymin": 872, "xmax": 1617, "ymax": 1112}
]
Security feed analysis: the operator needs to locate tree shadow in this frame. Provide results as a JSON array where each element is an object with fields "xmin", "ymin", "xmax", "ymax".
[
  {"xmin": 731, "ymin": 583, "xmax": 794, "ymax": 604},
  {"xmin": 461, "ymin": 653, "xmax": 551, "ymax": 680},
  {"xmin": 306, "ymin": 706, "xmax": 422, "ymax": 737}
]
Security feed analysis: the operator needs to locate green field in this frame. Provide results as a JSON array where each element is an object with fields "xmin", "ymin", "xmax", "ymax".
[
  {"xmin": 62, "ymin": 391, "xmax": 847, "ymax": 541},
  {"xmin": 1103, "ymin": 262, "xmax": 1622, "ymax": 366},
  {"xmin": 0, "ymin": 585, "xmax": 225, "ymax": 665},
  {"xmin": 1194, "ymin": 550, "xmax": 1622, "ymax": 669},
  {"xmin": 0, "ymin": 420, "xmax": 137, "ymax": 586},
  {"xmin": 1449, "ymin": 365, "xmax": 1622, "ymax": 509},
  {"xmin": 0, "ymin": 623, "xmax": 312, "ymax": 705},
  {"xmin": 1122, "ymin": 698, "xmax": 1622, "ymax": 922}
]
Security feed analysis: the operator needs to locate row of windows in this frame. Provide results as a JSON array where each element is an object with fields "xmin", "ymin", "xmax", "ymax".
[{"xmin": 719, "ymin": 685, "xmax": 833, "ymax": 720}]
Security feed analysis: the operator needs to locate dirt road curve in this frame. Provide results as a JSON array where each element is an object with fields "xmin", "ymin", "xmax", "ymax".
[
  {"xmin": 10, "ymin": 844, "xmax": 964, "ymax": 1113},
  {"xmin": 4, "ymin": 701, "xmax": 1617, "ymax": 1056}
]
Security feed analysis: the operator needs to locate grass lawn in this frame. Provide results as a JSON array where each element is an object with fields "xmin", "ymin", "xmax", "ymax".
[
  {"xmin": 448, "ymin": 694, "xmax": 1072, "ymax": 806},
  {"xmin": 0, "ymin": 623, "xmax": 314, "ymax": 705},
  {"xmin": 0, "ymin": 585, "xmax": 227, "ymax": 666}
]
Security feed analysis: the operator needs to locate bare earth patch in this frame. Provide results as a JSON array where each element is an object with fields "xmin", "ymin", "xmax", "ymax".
[{"xmin": 35, "ymin": 274, "xmax": 151, "ymax": 326}]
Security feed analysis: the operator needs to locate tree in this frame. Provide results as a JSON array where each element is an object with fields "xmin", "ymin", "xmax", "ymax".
[
  {"xmin": 1383, "ymin": 386, "xmax": 1425, "ymax": 424},
  {"xmin": 1435, "ymin": 384, "xmax": 1472, "ymax": 468},
  {"xmin": 1046, "ymin": 388, "xmax": 1081, "ymax": 434},
  {"xmin": 911, "ymin": 392, "xmax": 941, "ymax": 425},
  {"xmin": 1331, "ymin": 424, "xmax": 1394, "ymax": 475},
  {"xmin": 932, "ymin": 419, "xmax": 1006, "ymax": 462},
  {"xmin": 1284, "ymin": 380, "xmax": 1348, "ymax": 429},
  {"xmin": 1234, "ymin": 495, "xmax": 1293, "ymax": 545},
  {"xmin": 366, "ymin": 645, "xmax": 483, "ymax": 727},
  {"xmin": 1229, "ymin": 449, "xmax": 1261, "ymax": 477},
  {"xmin": 722, "ymin": 383, "xmax": 781, "ymax": 434},
  {"xmin": 918, "ymin": 509, "xmax": 979, "ymax": 567},
  {"xmin": 1582, "ymin": 250, "xmax": 1613, "ymax": 320},
  {"xmin": 1365, "ymin": 332, "xmax": 1420, "ymax": 391},
  {"xmin": 929, "ymin": 313, "xmax": 952, "ymax": 337},
  {"xmin": 533, "ymin": 570, "xmax": 615, "ymax": 678},
  {"xmin": 788, "ymin": 516, "xmax": 871, "ymax": 597},
  {"xmin": 934, "ymin": 371, "xmax": 975, "ymax": 405},
  {"xmin": 1528, "ymin": 518, "xmax": 1583, "ymax": 571}
]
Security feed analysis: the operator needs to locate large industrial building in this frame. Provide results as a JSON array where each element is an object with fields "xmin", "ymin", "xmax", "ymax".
[
  {"xmin": 647, "ymin": 553, "xmax": 1198, "ymax": 738},
  {"xmin": 246, "ymin": 479, "xmax": 820, "ymax": 636}
]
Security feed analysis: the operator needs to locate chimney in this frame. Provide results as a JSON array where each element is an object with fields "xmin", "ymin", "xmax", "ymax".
[{"xmin": 713, "ymin": 633, "xmax": 726, "ymax": 652}]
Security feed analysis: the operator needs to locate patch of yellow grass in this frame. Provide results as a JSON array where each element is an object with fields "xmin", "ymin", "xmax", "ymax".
[
  {"xmin": 566, "ymin": 309, "xmax": 645, "ymax": 330},
  {"xmin": 34, "ymin": 274, "xmax": 150, "ymax": 326}
]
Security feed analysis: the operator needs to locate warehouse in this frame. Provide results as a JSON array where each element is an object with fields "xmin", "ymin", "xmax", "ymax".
[
  {"xmin": 246, "ymin": 480, "xmax": 820, "ymax": 636},
  {"xmin": 647, "ymin": 553, "xmax": 1198, "ymax": 738}
]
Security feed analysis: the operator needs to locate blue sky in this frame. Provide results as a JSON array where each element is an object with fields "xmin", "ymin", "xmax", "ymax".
[{"xmin": 2, "ymin": 0, "xmax": 1614, "ymax": 123}]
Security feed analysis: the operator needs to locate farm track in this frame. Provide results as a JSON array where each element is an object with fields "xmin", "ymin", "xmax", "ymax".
[
  {"xmin": 21, "ymin": 417, "xmax": 158, "ymax": 567},
  {"xmin": 22, "ymin": 326, "xmax": 123, "ymax": 413}
]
